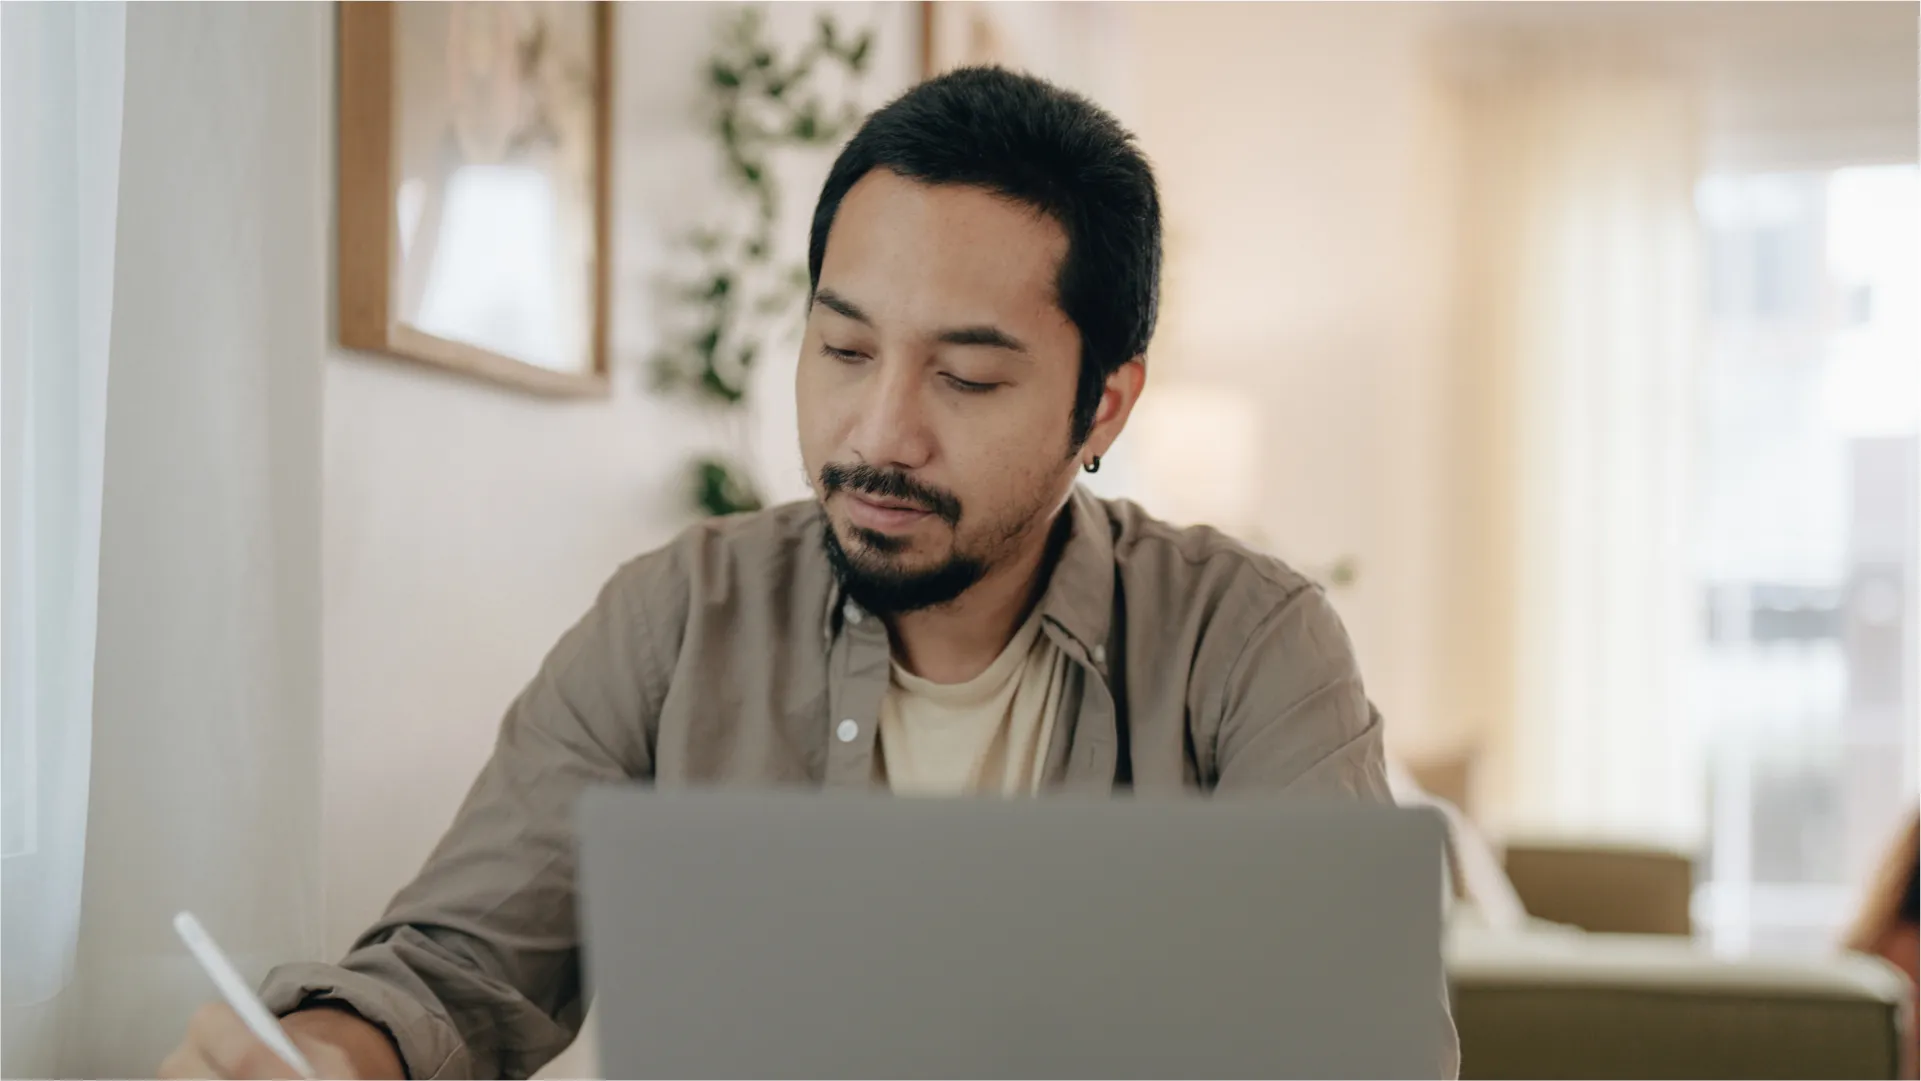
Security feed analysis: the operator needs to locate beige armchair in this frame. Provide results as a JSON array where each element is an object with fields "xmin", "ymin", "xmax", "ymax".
[
  {"xmin": 1500, "ymin": 839, "xmax": 1694, "ymax": 937},
  {"xmin": 1446, "ymin": 840, "xmax": 1912, "ymax": 1079}
]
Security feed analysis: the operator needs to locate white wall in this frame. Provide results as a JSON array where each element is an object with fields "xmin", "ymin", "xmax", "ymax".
[
  {"xmin": 1125, "ymin": 2, "xmax": 1463, "ymax": 761},
  {"xmin": 1440, "ymin": 1, "xmax": 1920, "ymax": 171},
  {"xmin": 317, "ymin": 4, "xmax": 920, "ymax": 1074}
]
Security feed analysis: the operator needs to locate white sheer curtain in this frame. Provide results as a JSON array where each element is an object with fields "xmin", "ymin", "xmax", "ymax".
[
  {"xmin": 1450, "ymin": 37, "xmax": 1705, "ymax": 846},
  {"xmin": 1, "ymin": 4, "xmax": 126, "ymax": 1075},
  {"xmin": 4, "ymin": 5, "xmax": 327, "ymax": 1076}
]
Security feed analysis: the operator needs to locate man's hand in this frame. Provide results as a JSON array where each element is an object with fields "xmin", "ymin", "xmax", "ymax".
[{"xmin": 158, "ymin": 1003, "xmax": 404, "ymax": 1079}]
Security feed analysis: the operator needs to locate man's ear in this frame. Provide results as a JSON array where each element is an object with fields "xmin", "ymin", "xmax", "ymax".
[{"xmin": 1084, "ymin": 356, "xmax": 1146, "ymax": 462}]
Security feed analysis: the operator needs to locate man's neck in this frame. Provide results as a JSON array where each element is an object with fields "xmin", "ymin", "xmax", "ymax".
[{"xmin": 885, "ymin": 505, "xmax": 1070, "ymax": 684}]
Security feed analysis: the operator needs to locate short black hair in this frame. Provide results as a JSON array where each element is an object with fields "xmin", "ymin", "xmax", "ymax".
[{"xmin": 808, "ymin": 66, "xmax": 1162, "ymax": 447}]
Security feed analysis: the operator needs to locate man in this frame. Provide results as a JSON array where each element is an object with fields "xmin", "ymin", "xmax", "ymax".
[{"xmin": 163, "ymin": 67, "xmax": 1453, "ymax": 1079}]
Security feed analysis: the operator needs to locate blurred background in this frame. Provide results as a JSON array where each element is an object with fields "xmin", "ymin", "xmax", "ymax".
[{"xmin": 2, "ymin": 2, "xmax": 1916, "ymax": 1077}]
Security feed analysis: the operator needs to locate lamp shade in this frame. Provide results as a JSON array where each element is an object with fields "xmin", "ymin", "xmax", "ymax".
[{"xmin": 1129, "ymin": 381, "xmax": 1261, "ymax": 542}]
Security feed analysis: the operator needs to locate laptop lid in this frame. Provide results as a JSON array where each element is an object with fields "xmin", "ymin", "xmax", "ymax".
[{"xmin": 579, "ymin": 789, "xmax": 1444, "ymax": 1079}]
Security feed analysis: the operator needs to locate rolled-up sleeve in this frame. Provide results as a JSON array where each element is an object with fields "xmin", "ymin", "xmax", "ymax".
[
  {"xmin": 260, "ymin": 556, "xmax": 676, "ymax": 1078},
  {"xmin": 1210, "ymin": 583, "xmax": 1461, "ymax": 1079},
  {"xmin": 1212, "ymin": 584, "xmax": 1388, "ymax": 798}
]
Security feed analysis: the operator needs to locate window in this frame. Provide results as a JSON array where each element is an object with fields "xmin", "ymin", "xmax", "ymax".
[{"xmin": 1692, "ymin": 165, "xmax": 1919, "ymax": 955}]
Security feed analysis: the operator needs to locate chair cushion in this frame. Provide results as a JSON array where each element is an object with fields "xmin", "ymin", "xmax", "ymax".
[{"xmin": 1446, "ymin": 924, "xmax": 1911, "ymax": 1079}]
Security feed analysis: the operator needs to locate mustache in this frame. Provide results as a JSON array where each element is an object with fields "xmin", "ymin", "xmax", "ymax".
[{"xmin": 819, "ymin": 463, "xmax": 963, "ymax": 526}]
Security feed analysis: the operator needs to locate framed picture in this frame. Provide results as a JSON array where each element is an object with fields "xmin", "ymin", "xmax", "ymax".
[
  {"xmin": 919, "ymin": 1, "xmax": 1086, "ymax": 81},
  {"xmin": 338, "ymin": 1, "xmax": 612, "ymax": 396}
]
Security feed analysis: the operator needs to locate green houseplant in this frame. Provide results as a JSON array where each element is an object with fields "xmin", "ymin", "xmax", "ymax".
[{"xmin": 650, "ymin": 8, "xmax": 873, "ymax": 517}]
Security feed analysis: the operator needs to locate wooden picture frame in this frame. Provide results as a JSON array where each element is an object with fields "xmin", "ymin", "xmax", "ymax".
[
  {"xmin": 919, "ymin": 0, "xmax": 939, "ymax": 80},
  {"xmin": 919, "ymin": 1, "xmax": 1056, "ymax": 80},
  {"xmin": 337, "ymin": 1, "xmax": 612, "ymax": 396},
  {"xmin": 919, "ymin": 2, "xmax": 1119, "ymax": 99}
]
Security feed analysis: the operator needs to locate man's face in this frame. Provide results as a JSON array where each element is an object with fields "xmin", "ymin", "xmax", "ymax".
[{"xmin": 797, "ymin": 170, "xmax": 1089, "ymax": 614}]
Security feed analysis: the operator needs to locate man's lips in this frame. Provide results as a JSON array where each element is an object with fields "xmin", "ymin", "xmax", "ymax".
[
  {"xmin": 843, "ymin": 492, "xmax": 933, "ymax": 531},
  {"xmin": 852, "ymin": 492, "xmax": 925, "ymax": 512}
]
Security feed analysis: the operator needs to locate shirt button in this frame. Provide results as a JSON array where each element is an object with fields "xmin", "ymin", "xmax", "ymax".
[
  {"xmin": 836, "ymin": 718, "xmax": 860, "ymax": 743},
  {"xmin": 1092, "ymin": 645, "xmax": 1107, "ymax": 665}
]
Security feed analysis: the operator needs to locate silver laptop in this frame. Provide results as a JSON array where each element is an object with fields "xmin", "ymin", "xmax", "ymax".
[{"xmin": 578, "ymin": 788, "xmax": 1445, "ymax": 1079}]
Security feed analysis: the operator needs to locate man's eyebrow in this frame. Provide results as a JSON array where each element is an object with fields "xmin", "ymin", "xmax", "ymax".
[
  {"xmin": 935, "ymin": 325, "xmax": 1030, "ymax": 354},
  {"xmin": 813, "ymin": 288, "xmax": 1030, "ymax": 356},
  {"xmin": 811, "ymin": 289, "xmax": 871, "ymax": 325}
]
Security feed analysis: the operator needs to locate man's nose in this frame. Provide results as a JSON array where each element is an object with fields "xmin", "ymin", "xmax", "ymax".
[{"xmin": 845, "ymin": 359, "xmax": 934, "ymax": 470}]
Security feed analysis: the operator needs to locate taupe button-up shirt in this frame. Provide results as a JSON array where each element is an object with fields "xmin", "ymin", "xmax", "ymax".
[{"xmin": 260, "ymin": 487, "xmax": 1451, "ymax": 1078}]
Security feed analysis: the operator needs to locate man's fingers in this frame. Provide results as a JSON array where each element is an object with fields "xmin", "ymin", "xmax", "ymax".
[
  {"xmin": 186, "ymin": 1002, "xmax": 255, "ymax": 1073},
  {"xmin": 157, "ymin": 1043, "xmax": 217, "ymax": 1079},
  {"xmin": 182, "ymin": 1002, "xmax": 304, "ymax": 1079},
  {"xmin": 301, "ymin": 1040, "xmax": 360, "ymax": 1080},
  {"xmin": 229, "ymin": 1046, "xmax": 308, "ymax": 1081}
]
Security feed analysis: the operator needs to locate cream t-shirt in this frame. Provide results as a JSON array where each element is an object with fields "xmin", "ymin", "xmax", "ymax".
[{"xmin": 876, "ymin": 608, "xmax": 1068, "ymax": 795}]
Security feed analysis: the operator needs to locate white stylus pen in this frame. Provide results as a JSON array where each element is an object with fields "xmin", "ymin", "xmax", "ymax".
[{"xmin": 173, "ymin": 911, "xmax": 318, "ymax": 1080}]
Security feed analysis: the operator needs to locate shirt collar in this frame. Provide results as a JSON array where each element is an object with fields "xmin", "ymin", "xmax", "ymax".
[
  {"xmin": 1036, "ymin": 484, "xmax": 1116, "ymax": 654},
  {"xmin": 820, "ymin": 483, "xmax": 1116, "ymax": 651}
]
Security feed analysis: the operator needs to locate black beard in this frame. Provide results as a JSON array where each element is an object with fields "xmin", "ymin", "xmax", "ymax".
[{"xmin": 821, "ymin": 519, "xmax": 987, "ymax": 616}]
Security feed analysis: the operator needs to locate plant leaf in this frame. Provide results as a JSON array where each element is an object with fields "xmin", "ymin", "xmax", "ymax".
[
  {"xmin": 791, "ymin": 106, "xmax": 820, "ymax": 141},
  {"xmin": 698, "ymin": 366, "xmax": 746, "ymax": 404},
  {"xmin": 647, "ymin": 355, "xmax": 683, "ymax": 391},
  {"xmin": 691, "ymin": 457, "xmax": 764, "ymax": 517}
]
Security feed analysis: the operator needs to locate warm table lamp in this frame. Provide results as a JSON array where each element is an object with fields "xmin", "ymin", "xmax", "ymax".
[{"xmin": 1128, "ymin": 380, "xmax": 1263, "ymax": 545}]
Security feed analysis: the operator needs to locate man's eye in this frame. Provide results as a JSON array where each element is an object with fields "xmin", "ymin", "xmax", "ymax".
[
  {"xmin": 943, "ymin": 374, "xmax": 1000, "ymax": 394},
  {"xmin": 821, "ymin": 345, "xmax": 863, "ymax": 363}
]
